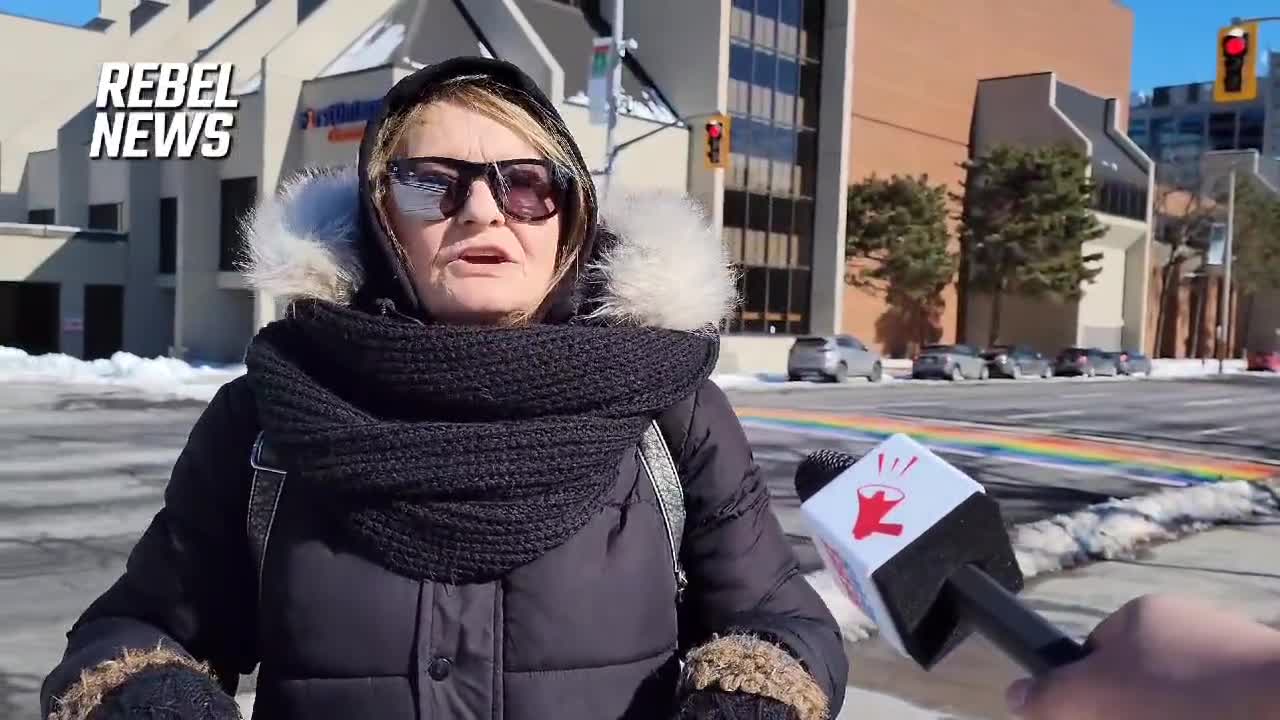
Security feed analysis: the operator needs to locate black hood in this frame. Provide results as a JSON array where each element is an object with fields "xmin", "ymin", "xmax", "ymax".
[{"xmin": 353, "ymin": 56, "xmax": 599, "ymax": 323}]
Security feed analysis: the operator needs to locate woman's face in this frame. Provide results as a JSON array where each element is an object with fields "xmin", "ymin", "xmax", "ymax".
[{"xmin": 387, "ymin": 101, "xmax": 563, "ymax": 324}]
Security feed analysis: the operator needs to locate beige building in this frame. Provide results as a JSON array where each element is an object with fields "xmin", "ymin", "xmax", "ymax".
[{"xmin": 0, "ymin": 0, "xmax": 1157, "ymax": 372}]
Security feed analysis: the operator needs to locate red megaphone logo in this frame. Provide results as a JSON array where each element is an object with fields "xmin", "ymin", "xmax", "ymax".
[{"xmin": 853, "ymin": 484, "xmax": 905, "ymax": 540}]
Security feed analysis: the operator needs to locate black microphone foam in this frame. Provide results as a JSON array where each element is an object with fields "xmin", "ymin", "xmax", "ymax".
[{"xmin": 794, "ymin": 448, "xmax": 856, "ymax": 502}]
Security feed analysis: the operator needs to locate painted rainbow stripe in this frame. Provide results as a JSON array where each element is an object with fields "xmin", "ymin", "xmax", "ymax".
[{"xmin": 736, "ymin": 407, "xmax": 1277, "ymax": 486}]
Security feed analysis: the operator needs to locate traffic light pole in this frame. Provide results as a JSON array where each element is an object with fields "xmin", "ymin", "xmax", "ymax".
[
  {"xmin": 1218, "ymin": 168, "xmax": 1235, "ymax": 375},
  {"xmin": 600, "ymin": 0, "xmax": 636, "ymax": 200}
]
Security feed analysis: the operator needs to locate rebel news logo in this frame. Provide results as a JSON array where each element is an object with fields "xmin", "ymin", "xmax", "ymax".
[{"xmin": 90, "ymin": 62, "xmax": 238, "ymax": 160}]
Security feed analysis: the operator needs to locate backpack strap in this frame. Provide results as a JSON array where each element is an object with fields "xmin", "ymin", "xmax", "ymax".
[
  {"xmin": 638, "ymin": 419, "xmax": 688, "ymax": 600},
  {"xmin": 247, "ymin": 431, "xmax": 286, "ymax": 603}
]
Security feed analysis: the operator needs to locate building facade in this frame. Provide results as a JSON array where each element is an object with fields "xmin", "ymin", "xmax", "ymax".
[{"xmin": 1, "ymin": 0, "xmax": 1149, "ymax": 371}]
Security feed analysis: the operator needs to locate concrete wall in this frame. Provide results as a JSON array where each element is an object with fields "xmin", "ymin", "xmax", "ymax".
[
  {"xmin": 972, "ymin": 74, "xmax": 1090, "ymax": 157},
  {"xmin": 811, "ymin": 0, "xmax": 855, "ymax": 336},
  {"xmin": 1077, "ymin": 242, "xmax": 1125, "ymax": 349},
  {"xmin": 25, "ymin": 150, "xmax": 58, "ymax": 214},
  {"xmin": 619, "ymin": 0, "xmax": 728, "ymax": 236},
  {"xmin": 456, "ymin": 0, "xmax": 564, "ymax": 103},
  {"xmin": 717, "ymin": 335, "xmax": 795, "ymax": 375},
  {"xmin": 1122, "ymin": 232, "xmax": 1149, "ymax": 351}
]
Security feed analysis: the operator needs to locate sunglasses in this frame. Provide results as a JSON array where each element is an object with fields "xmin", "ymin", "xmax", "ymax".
[{"xmin": 386, "ymin": 156, "xmax": 570, "ymax": 223}]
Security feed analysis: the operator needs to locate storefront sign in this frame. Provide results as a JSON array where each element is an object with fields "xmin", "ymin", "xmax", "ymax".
[{"xmin": 298, "ymin": 99, "xmax": 381, "ymax": 143}]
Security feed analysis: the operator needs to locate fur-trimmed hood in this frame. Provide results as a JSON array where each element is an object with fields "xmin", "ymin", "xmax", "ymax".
[{"xmin": 240, "ymin": 167, "xmax": 739, "ymax": 332}]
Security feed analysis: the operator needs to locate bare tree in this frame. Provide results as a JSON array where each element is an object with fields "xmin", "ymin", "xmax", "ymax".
[{"xmin": 1151, "ymin": 156, "xmax": 1218, "ymax": 357}]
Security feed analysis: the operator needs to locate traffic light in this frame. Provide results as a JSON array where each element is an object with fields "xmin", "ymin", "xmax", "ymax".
[
  {"xmin": 704, "ymin": 114, "xmax": 731, "ymax": 170},
  {"xmin": 1214, "ymin": 22, "xmax": 1259, "ymax": 102}
]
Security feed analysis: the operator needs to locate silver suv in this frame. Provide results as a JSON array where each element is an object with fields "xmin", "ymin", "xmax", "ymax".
[{"xmin": 787, "ymin": 335, "xmax": 884, "ymax": 383}]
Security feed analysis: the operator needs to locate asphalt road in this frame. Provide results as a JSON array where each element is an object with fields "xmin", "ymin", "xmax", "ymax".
[{"xmin": 2, "ymin": 375, "xmax": 1276, "ymax": 719}]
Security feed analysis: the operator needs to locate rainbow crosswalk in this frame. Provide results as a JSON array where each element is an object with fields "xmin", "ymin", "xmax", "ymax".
[{"xmin": 736, "ymin": 407, "xmax": 1277, "ymax": 486}]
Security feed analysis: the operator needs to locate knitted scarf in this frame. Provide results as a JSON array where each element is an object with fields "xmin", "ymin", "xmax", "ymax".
[{"xmin": 243, "ymin": 300, "xmax": 719, "ymax": 584}]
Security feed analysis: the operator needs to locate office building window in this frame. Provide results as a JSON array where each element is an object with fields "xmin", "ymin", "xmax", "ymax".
[
  {"xmin": 88, "ymin": 203, "xmax": 120, "ymax": 231},
  {"xmin": 27, "ymin": 208, "xmax": 54, "ymax": 225},
  {"xmin": 1152, "ymin": 87, "xmax": 1171, "ymax": 107},
  {"xmin": 1185, "ymin": 83, "xmax": 1200, "ymax": 104},
  {"xmin": 1238, "ymin": 107, "xmax": 1265, "ymax": 150},
  {"xmin": 159, "ymin": 197, "xmax": 177, "ymax": 274},
  {"xmin": 723, "ymin": 0, "xmax": 823, "ymax": 335},
  {"xmin": 219, "ymin": 177, "xmax": 257, "ymax": 272},
  {"xmin": 1127, "ymin": 117, "xmax": 1146, "ymax": 143},
  {"xmin": 1209, "ymin": 112, "xmax": 1237, "ymax": 150}
]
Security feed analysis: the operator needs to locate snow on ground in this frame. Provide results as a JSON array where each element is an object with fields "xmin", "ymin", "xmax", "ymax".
[
  {"xmin": 805, "ymin": 477, "xmax": 1280, "ymax": 644},
  {"xmin": 0, "ymin": 346, "xmax": 244, "ymax": 401},
  {"xmin": 1146, "ymin": 358, "xmax": 1248, "ymax": 377}
]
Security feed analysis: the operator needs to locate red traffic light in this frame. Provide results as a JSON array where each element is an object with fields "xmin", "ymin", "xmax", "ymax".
[
  {"xmin": 707, "ymin": 123, "xmax": 723, "ymax": 139},
  {"xmin": 1225, "ymin": 35, "xmax": 1248, "ymax": 56}
]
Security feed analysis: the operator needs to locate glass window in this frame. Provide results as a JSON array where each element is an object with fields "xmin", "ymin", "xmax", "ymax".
[
  {"xmin": 776, "ymin": 0, "xmax": 800, "ymax": 56},
  {"xmin": 88, "ymin": 203, "xmax": 120, "ymax": 231},
  {"xmin": 792, "ymin": 198, "xmax": 813, "ymax": 266},
  {"xmin": 1239, "ymin": 107, "xmax": 1265, "ymax": 150},
  {"xmin": 1185, "ymin": 83, "xmax": 1200, "ymax": 104},
  {"xmin": 742, "ymin": 267, "xmax": 767, "ymax": 332},
  {"xmin": 1148, "ymin": 116, "xmax": 1174, "ymax": 159},
  {"xmin": 796, "ymin": 130, "xmax": 818, "ymax": 197},
  {"xmin": 1152, "ymin": 87, "xmax": 1171, "ymax": 107},
  {"xmin": 220, "ymin": 176, "xmax": 257, "ymax": 272},
  {"xmin": 754, "ymin": 0, "xmax": 778, "ymax": 47},
  {"xmin": 801, "ymin": 0, "xmax": 823, "ymax": 60},
  {"xmin": 787, "ymin": 268, "xmax": 810, "ymax": 333},
  {"xmin": 1127, "ymin": 118, "xmax": 1146, "ymax": 139},
  {"xmin": 776, "ymin": 56, "xmax": 799, "ymax": 98},
  {"xmin": 27, "ymin": 208, "xmax": 54, "ymax": 224},
  {"xmin": 798, "ymin": 62, "xmax": 821, "ymax": 128},
  {"xmin": 766, "ymin": 267, "xmax": 790, "ymax": 327},
  {"xmin": 1209, "ymin": 112, "xmax": 1236, "ymax": 150},
  {"xmin": 779, "ymin": 0, "xmax": 800, "ymax": 27},
  {"xmin": 159, "ymin": 197, "xmax": 177, "ymax": 274},
  {"xmin": 753, "ymin": 51, "xmax": 777, "ymax": 89},
  {"xmin": 730, "ymin": 43, "xmax": 753, "ymax": 81}
]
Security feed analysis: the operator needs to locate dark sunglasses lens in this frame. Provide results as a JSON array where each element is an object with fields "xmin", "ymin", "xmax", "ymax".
[
  {"xmin": 389, "ymin": 160, "xmax": 464, "ymax": 220},
  {"xmin": 497, "ymin": 163, "xmax": 563, "ymax": 221}
]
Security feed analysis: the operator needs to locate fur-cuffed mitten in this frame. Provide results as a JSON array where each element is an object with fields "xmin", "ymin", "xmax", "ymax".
[
  {"xmin": 677, "ymin": 634, "xmax": 830, "ymax": 720},
  {"xmin": 675, "ymin": 688, "xmax": 801, "ymax": 719},
  {"xmin": 49, "ymin": 646, "xmax": 241, "ymax": 720}
]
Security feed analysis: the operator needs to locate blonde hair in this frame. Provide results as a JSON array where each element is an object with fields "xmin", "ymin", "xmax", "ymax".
[{"xmin": 368, "ymin": 76, "xmax": 595, "ymax": 325}]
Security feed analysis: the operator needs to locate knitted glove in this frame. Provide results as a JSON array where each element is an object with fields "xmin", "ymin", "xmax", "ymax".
[
  {"xmin": 677, "ymin": 634, "xmax": 830, "ymax": 720},
  {"xmin": 48, "ymin": 646, "xmax": 241, "ymax": 720},
  {"xmin": 86, "ymin": 665, "xmax": 242, "ymax": 720},
  {"xmin": 675, "ymin": 688, "xmax": 802, "ymax": 720}
]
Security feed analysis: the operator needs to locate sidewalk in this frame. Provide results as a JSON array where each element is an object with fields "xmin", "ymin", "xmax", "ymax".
[{"xmin": 835, "ymin": 519, "xmax": 1280, "ymax": 719}]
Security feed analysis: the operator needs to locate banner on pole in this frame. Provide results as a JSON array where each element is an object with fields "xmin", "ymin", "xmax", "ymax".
[{"xmin": 588, "ymin": 37, "xmax": 613, "ymax": 127}]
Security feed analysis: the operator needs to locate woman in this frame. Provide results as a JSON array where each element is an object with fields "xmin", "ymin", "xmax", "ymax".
[{"xmin": 41, "ymin": 58, "xmax": 847, "ymax": 720}]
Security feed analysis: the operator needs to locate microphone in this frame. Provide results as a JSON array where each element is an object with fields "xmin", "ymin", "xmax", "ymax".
[{"xmin": 794, "ymin": 438, "xmax": 1088, "ymax": 675}]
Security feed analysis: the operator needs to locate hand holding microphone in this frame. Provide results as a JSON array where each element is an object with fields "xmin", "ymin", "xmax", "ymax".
[{"xmin": 1007, "ymin": 593, "xmax": 1280, "ymax": 720}]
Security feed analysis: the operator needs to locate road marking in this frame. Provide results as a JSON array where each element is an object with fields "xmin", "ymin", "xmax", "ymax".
[
  {"xmin": 1183, "ymin": 398, "xmax": 1236, "ymax": 407},
  {"xmin": 1195, "ymin": 425, "xmax": 1245, "ymax": 436},
  {"xmin": 886, "ymin": 401, "xmax": 943, "ymax": 408},
  {"xmin": 1007, "ymin": 410, "xmax": 1086, "ymax": 421}
]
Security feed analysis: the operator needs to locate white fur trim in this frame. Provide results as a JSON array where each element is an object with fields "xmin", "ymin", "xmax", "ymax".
[
  {"xmin": 585, "ymin": 189, "xmax": 739, "ymax": 332},
  {"xmin": 240, "ymin": 170, "xmax": 739, "ymax": 331},
  {"xmin": 241, "ymin": 166, "xmax": 364, "ymax": 307}
]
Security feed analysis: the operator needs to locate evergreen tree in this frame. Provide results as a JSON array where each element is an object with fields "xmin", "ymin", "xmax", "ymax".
[
  {"xmin": 845, "ymin": 174, "xmax": 957, "ymax": 350},
  {"xmin": 955, "ymin": 144, "xmax": 1106, "ymax": 346}
]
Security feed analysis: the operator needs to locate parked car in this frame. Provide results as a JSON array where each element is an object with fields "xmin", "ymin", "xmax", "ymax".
[
  {"xmin": 912, "ymin": 344, "xmax": 988, "ymax": 381},
  {"xmin": 1106, "ymin": 349, "xmax": 1152, "ymax": 376},
  {"xmin": 1054, "ymin": 347, "xmax": 1119, "ymax": 377},
  {"xmin": 1247, "ymin": 349, "xmax": 1280, "ymax": 372},
  {"xmin": 981, "ymin": 344, "xmax": 1053, "ymax": 379},
  {"xmin": 787, "ymin": 335, "xmax": 884, "ymax": 382}
]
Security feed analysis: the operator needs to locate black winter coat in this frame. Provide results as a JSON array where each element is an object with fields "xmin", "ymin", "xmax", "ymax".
[{"xmin": 42, "ymin": 374, "xmax": 846, "ymax": 720}]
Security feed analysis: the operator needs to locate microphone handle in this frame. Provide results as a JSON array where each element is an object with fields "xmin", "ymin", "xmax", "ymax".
[{"xmin": 944, "ymin": 564, "xmax": 1090, "ymax": 676}]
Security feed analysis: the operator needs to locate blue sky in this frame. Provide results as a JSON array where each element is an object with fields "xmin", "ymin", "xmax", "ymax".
[
  {"xmin": 2, "ymin": 0, "xmax": 1276, "ymax": 95},
  {"xmin": 1126, "ymin": 0, "xmax": 1278, "ymax": 92},
  {"xmin": 0, "ymin": 0, "xmax": 98, "ymax": 26}
]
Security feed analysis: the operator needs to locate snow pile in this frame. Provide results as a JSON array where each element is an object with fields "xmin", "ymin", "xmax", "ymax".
[
  {"xmin": 320, "ymin": 19, "xmax": 406, "ymax": 77},
  {"xmin": 1147, "ymin": 358, "xmax": 1247, "ymax": 378},
  {"xmin": 1012, "ymin": 478, "xmax": 1279, "ymax": 578},
  {"xmin": 0, "ymin": 346, "xmax": 244, "ymax": 401}
]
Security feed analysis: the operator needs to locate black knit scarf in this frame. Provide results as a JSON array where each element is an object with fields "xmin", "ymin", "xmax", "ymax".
[{"xmin": 243, "ymin": 300, "xmax": 719, "ymax": 584}]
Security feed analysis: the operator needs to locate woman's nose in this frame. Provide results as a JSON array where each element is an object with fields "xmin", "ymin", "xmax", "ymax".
[{"xmin": 456, "ymin": 178, "xmax": 505, "ymax": 226}]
